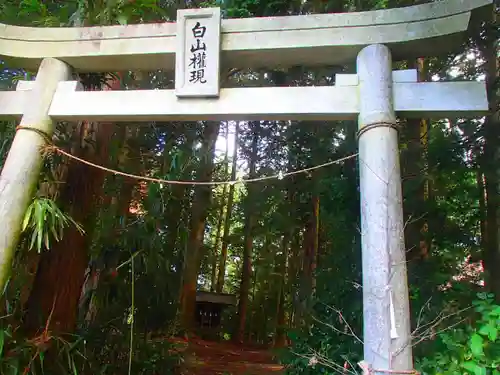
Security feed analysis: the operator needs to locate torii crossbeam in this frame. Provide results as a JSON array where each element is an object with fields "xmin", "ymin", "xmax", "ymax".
[
  {"xmin": 0, "ymin": 0, "xmax": 492, "ymax": 71},
  {"xmin": 0, "ymin": 71, "xmax": 488, "ymax": 121},
  {"xmin": 0, "ymin": 1, "xmax": 492, "ymax": 374}
]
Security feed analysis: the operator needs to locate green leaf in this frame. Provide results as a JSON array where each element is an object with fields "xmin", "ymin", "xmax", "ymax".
[
  {"xmin": 44, "ymin": 231, "xmax": 50, "ymax": 250},
  {"xmin": 35, "ymin": 201, "xmax": 44, "ymax": 251},
  {"xmin": 22, "ymin": 202, "xmax": 34, "ymax": 231},
  {"xmin": 479, "ymin": 323, "xmax": 498, "ymax": 342},
  {"xmin": 462, "ymin": 362, "xmax": 477, "ymax": 373},
  {"xmin": 490, "ymin": 328, "xmax": 498, "ymax": 341},
  {"xmin": 116, "ymin": 13, "xmax": 128, "ymax": 25},
  {"xmin": 39, "ymin": 351, "xmax": 44, "ymax": 374},
  {"xmin": 50, "ymin": 219, "xmax": 60, "ymax": 241},
  {"xmin": 0, "ymin": 329, "xmax": 4, "ymax": 357},
  {"xmin": 491, "ymin": 306, "xmax": 500, "ymax": 316},
  {"xmin": 475, "ymin": 366, "xmax": 487, "ymax": 375},
  {"xmin": 470, "ymin": 334, "xmax": 484, "ymax": 357},
  {"xmin": 478, "ymin": 293, "xmax": 488, "ymax": 300},
  {"xmin": 71, "ymin": 356, "xmax": 78, "ymax": 375},
  {"xmin": 29, "ymin": 228, "xmax": 38, "ymax": 252}
]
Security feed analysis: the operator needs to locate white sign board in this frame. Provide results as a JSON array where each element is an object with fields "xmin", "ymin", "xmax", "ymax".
[{"xmin": 175, "ymin": 8, "xmax": 221, "ymax": 98}]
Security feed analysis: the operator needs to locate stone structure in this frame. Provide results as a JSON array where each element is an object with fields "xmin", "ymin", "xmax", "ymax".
[
  {"xmin": 175, "ymin": 8, "xmax": 221, "ymax": 97},
  {"xmin": 0, "ymin": 0, "xmax": 492, "ymax": 373},
  {"xmin": 0, "ymin": 0, "xmax": 491, "ymax": 72}
]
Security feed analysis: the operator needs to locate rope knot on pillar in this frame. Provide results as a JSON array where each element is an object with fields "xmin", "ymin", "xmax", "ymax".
[
  {"xmin": 16, "ymin": 125, "xmax": 53, "ymax": 144},
  {"xmin": 15, "ymin": 125, "xmax": 59, "ymax": 158},
  {"xmin": 356, "ymin": 121, "xmax": 401, "ymax": 139}
]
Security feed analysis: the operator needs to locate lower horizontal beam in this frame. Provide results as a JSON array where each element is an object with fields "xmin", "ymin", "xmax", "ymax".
[
  {"xmin": 0, "ymin": 91, "xmax": 30, "ymax": 120},
  {"xmin": 47, "ymin": 82, "xmax": 487, "ymax": 122},
  {"xmin": 49, "ymin": 85, "xmax": 358, "ymax": 121},
  {"xmin": 0, "ymin": 81, "xmax": 488, "ymax": 122}
]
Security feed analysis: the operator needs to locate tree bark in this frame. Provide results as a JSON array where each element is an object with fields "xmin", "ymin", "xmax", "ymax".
[
  {"xmin": 23, "ymin": 76, "xmax": 121, "ymax": 334},
  {"xmin": 403, "ymin": 58, "xmax": 430, "ymax": 262},
  {"xmin": 216, "ymin": 123, "xmax": 239, "ymax": 293},
  {"xmin": 78, "ymin": 126, "xmax": 137, "ymax": 325},
  {"xmin": 289, "ymin": 231, "xmax": 301, "ymax": 329},
  {"xmin": 480, "ymin": 9, "xmax": 500, "ymax": 298},
  {"xmin": 235, "ymin": 122, "xmax": 259, "ymax": 343},
  {"xmin": 210, "ymin": 123, "xmax": 230, "ymax": 291},
  {"xmin": 297, "ymin": 194, "xmax": 319, "ymax": 324},
  {"xmin": 167, "ymin": 127, "xmax": 197, "ymax": 303},
  {"xmin": 476, "ymin": 170, "xmax": 488, "ymax": 269},
  {"xmin": 210, "ymin": 209, "xmax": 224, "ymax": 291},
  {"xmin": 180, "ymin": 121, "xmax": 220, "ymax": 331},
  {"xmin": 274, "ymin": 233, "xmax": 289, "ymax": 347}
]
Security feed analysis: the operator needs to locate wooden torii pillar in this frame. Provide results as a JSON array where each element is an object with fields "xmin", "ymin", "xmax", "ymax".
[{"xmin": 0, "ymin": 0, "xmax": 492, "ymax": 372}]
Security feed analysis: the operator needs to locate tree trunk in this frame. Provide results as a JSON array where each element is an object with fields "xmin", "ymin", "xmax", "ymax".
[
  {"xmin": 8, "ymin": 134, "xmax": 73, "ymax": 317},
  {"xmin": 480, "ymin": 10, "xmax": 500, "ymax": 299},
  {"xmin": 180, "ymin": 121, "xmax": 220, "ymax": 331},
  {"xmin": 289, "ymin": 231, "xmax": 301, "ymax": 329},
  {"xmin": 165, "ymin": 127, "xmax": 197, "ymax": 258},
  {"xmin": 284, "ymin": 155, "xmax": 299, "ymax": 330},
  {"xmin": 79, "ymin": 126, "xmax": 137, "ymax": 325},
  {"xmin": 210, "ymin": 208, "xmax": 224, "ymax": 291},
  {"xmin": 403, "ymin": 58, "xmax": 430, "ymax": 261},
  {"xmin": 274, "ymin": 233, "xmax": 289, "ymax": 348},
  {"xmin": 416, "ymin": 57, "xmax": 431, "ymax": 260},
  {"xmin": 167, "ymin": 127, "xmax": 197, "ymax": 308},
  {"xmin": 477, "ymin": 170, "xmax": 488, "ymax": 269},
  {"xmin": 248, "ymin": 235, "xmax": 268, "ymax": 344},
  {"xmin": 210, "ymin": 123, "xmax": 230, "ymax": 291},
  {"xmin": 235, "ymin": 122, "xmax": 259, "ymax": 343},
  {"xmin": 216, "ymin": 123, "xmax": 239, "ymax": 293},
  {"xmin": 23, "ymin": 76, "xmax": 121, "ymax": 334},
  {"xmin": 235, "ymin": 197, "xmax": 255, "ymax": 344},
  {"xmin": 298, "ymin": 194, "xmax": 319, "ymax": 324}
]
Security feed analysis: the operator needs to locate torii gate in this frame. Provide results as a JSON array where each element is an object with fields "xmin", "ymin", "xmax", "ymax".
[{"xmin": 0, "ymin": 0, "xmax": 491, "ymax": 372}]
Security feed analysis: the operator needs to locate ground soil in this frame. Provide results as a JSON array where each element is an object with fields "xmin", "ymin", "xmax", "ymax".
[{"xmin": 174, "ymin": 337, "xmax": 285, "ymax": 375}]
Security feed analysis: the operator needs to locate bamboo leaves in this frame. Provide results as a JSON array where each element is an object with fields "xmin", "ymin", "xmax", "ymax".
[{"xmin": 22, "ymin": 198, "xmax": 85, "ymax": 253}]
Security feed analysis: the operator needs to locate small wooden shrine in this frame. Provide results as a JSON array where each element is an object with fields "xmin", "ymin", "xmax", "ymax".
[{"xmin": 195, "ymin": 291, "xmax": 236, "ymax": 330}]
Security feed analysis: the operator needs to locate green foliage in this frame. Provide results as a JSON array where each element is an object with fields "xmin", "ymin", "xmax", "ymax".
[
  {"xmin": 0, "ymin": 0, "xmax": 169, "ymax": 27},
  {"xmin": 0, "ymin": 321, "xmax": 182, "ymax": 375},
  {"xmin": 418, "ymin": 293, "xmax": 500, "ymax": 375},
  {"xmin": 72, "ymin": 0, "xmax": 168, "ymax": 26},
  {"xmin": 0, "ymin": 322, "xmax": 88, "ymax": 375},
  {"xmin": 84, "ymin": 324, "xmax": 182, "ymax": 375},
  {"xmin": 21, "ymin": 198, "xmax": 84, "ymax": 253}
]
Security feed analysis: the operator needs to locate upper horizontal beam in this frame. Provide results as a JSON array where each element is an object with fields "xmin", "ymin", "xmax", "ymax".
[{"xmin": 0, "ymin": 0, "xmax": 492, "ymax": 72}]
